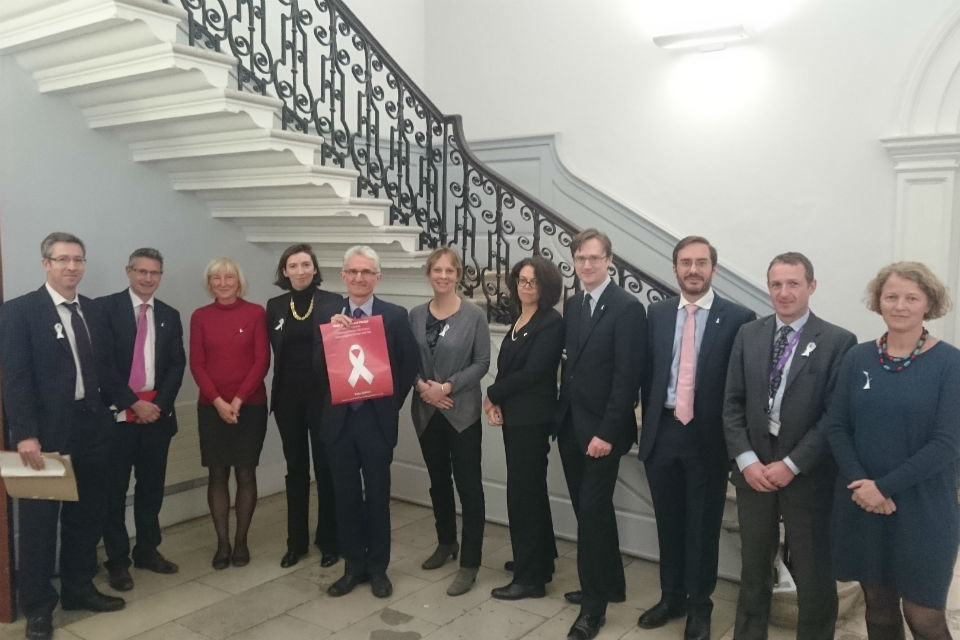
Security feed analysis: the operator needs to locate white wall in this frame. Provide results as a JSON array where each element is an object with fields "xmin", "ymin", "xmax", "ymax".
[
  {"xmin": 345, "ymin": 0, "xmax": 426, "ymax": 88},
  {"xmin": 421, "ymin": 0, "xmax": 958, "ymax": 340}
]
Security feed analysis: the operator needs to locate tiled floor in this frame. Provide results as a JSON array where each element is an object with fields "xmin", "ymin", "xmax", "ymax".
[{"xmin": 1, "ymin": 493, "xmax": 957, "ymax": 639}]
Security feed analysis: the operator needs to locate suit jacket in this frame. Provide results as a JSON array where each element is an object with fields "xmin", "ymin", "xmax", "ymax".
[
  {"xmin": 266, "ymin": 286, "xmax": 342, "ymax": 410},
  {"xmin": 723, "ymin": 312, "xmax": 856, "ymax": 499},
  {"xmin": 313, "ymin": 295, "xmax": 419, "ymax": 447},
  {"xmin": 638, "ymin": 295, "xmax": 756, "ymax": 463},
  {"xmin": 96, "ymin": 290, "xmax": 186, "ymax": 435},
  {"xmin": 556, "ymin": 283, "xmax": 647, "ymax": 456},
  {"xmin": 0, "ymin": 286, "xmax": 125, "ymax": 453},
  {"xmin": 487, "ymin": 308, "xmax": 563, "ymax": 427}
]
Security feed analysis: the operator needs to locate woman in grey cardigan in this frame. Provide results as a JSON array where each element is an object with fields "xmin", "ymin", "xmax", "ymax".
[{"xmin": 409, "ymin": 247, "xmax": 490, "ymax": 596}]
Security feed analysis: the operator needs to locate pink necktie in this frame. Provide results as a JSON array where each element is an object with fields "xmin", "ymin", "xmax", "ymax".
[
  {"xmin": 674, "ymin": 303, "xmax": 698, "ymax": 425},
  {"xmin": 128, "ymin": 303, "xmax": 148, "ymax": 391}
]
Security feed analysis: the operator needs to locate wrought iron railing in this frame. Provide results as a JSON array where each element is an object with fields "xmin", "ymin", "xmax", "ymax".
[{"xmin": 171, "ymin": 0, "xmax": 674, "ymax": 320}]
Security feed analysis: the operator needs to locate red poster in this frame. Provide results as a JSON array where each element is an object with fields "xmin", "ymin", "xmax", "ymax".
[{"xmin": 320, "ymin": 315, "xmax": 395, "ymax": 405}]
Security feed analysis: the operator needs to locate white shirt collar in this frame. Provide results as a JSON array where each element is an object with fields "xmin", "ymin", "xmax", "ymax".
[
  {"xmin": 45, "ymin": 282, "xmax": 77, "ymax": 306},
  {"xmin": 127, "ymin": 288, "xmax": 155, "ymax": 309},
  {"xmin": 676, "ymin": 288, "xmax": 715, "ymax": 311},
  {"xmin": 583, "ymin": 276, "xmax": 612, "ymax": 300},
  {"xmin": 775, "ymin": 309, "xmax": 811, "ymax": 331}
]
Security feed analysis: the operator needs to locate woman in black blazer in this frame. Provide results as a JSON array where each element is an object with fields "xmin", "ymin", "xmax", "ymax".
[
  {"xmin": 485, "ymin": 256, "xmax": 564, "ymax": 600},
  {"xmin": 266, "ymin": 243, "xmax": 342, "ymax": 568}
]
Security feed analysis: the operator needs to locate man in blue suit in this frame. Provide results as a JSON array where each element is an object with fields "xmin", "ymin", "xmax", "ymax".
[
  {"xmin": 313, "ymin": 245, "xmax": 418, "ymax": 600},
  {"xmin": 637, "ymin": 236, "xmax": 756, "ymax": 640},
  {"xmin": 97, "ymin": 248, "xmax": 186, "ymax": 591},
  {"xmin": 0, "ymin": 233, "xmax": 126, "ymax": 640}
]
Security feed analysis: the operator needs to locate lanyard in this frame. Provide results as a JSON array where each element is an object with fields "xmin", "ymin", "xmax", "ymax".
[{"xmin": 768, "ymin": 326, "xmax": 804, "ymax": 386}]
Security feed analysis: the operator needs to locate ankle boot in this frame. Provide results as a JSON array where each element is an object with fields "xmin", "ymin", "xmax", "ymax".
[
  {"xmin": 422, "ymin": 542, "xmax": 459, "ymax": 570},
  {"xmin": 446, "ymin": 567, "xmax": 478, "ymax": 596}
]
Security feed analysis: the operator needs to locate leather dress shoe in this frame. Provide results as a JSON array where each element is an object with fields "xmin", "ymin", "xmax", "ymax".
[
  {"xmin": 280, "ymin": 549, "xmax": 304, "ymax": 568},
  {"xmin": 567, "ymin": 613, "xmax": 606, "ymax": 640},
  {"xmin": 231, "ymin": 545, "xmax": 250, "ymax": 567},
  {"xmin": 564, "ymin": 590, "xmax": 583, "ymax": 605},
  {"xmin": 212, "ymin": 543, "xmax": 231, "ymax": 570},
  {"xmin": 106, "ymin": 564, "xmax": 134, "ymax": 591},
  {"xmin": 25, "ymin": 614, "xmax": 53, "ymax": 640},
  {"xmin": 370, "ymin": 572, "xmax": 393, "ymax": 598},
  {"xmin": 684, "ymin": 612, "xmax": 711, "ymax": 640},
  {"xmin": 491, "ymin": 582, "xmax": 545, "ymax": 600},
  {"xmin": 327, "ymin": 572, "xmax": 369, "ymax": 597},
  {"xmin": 61, "ymin": 588, "xmax": 125, "ymax": 612},
  {"xmin": 133, "ymin": 552, "xmax": 178, "ymax": 574},
  {"xmin": 320, "ymin": 553, "xmax": 340, "ymax": 568},
  {"xmin": 637, "ymin": 599, "xmax": 687, "ymax": 629}
]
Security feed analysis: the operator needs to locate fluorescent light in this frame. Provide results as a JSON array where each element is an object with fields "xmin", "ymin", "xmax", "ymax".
[{"xmin": 653, "ymin": 25, "xmax": 749, "ymax": 52}]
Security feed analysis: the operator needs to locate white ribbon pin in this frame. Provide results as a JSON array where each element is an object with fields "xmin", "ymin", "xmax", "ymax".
[
  {"xmin": 863, "ymin": 371, "xmax": 871, "ymax": 390},
  {"xmin": 801, "ymin": 342, "xmax": 816, "ymax": 357},
  {"xmin": 54, "ymin": 322, "xmax": 64, "ymax": 339},
  {"xmin": 347, "ymin": 344, "xmax": 374, "ymax": 387},
  {"xmin": 439, "ymin": 324, "xmax": 450, "ymax": 337},
  {"xmin": 275, "ymin": 318, "xmax": 285, "ymax": 331}
]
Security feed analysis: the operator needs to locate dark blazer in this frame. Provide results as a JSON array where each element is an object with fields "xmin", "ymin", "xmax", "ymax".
[
  {"xmin": 313, "ymin": 295, "xmax": 419, "ymax": 447},
  {"xmin": 638, "ymin": 295, "xmax": 756, "ymax": 463},
  {"xmin": 723, "ymin": 312, "xmax": 856, "ymax": 497},
  {"xmin": 267, "ymin": 286, "xmax": 342, "ymax": 410},
  {"xmin": 0, "ymin": 286, "xmax": 124, "ymax": 452},
  {"xmin": 96, "ymin": 290, "xmax": 186, "ymax": 435},
  {"xmin": 556, "ymin": 284, "xmax": 647, "ymax": 456},
  {"xmin": 487, "ymin": 308, "xmax": 563, "ymax": 426}
]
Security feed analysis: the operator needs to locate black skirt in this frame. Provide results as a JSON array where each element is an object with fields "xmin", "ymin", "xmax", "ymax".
[{"xmin": 197, "ymin": 403, "xmax": 268, "ymax": 468}]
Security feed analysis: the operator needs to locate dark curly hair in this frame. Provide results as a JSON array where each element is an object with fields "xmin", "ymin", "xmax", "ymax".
[{"xmin": 507, "ymin": 256, "xmax": 563, "ymax": 314}]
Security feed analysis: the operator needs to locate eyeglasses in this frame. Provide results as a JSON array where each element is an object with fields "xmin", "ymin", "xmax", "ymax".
[
  {"xmin": 517, "ymin": 277, "xmax": 538, "ymax": 288},
  {"xmin": 47, "ymin": 256, "xmax": 86, "ymax": 265},
  {"xmin": 343, "ymin": 269, "xmax": 379, "ymax": 278},
  {"xmin": 573, "ymin": 254, "xmax": 607, "ymax": 266},
  {"xmin": 130, "ymin": 268, "xmax": 163, "ymax": 278}
]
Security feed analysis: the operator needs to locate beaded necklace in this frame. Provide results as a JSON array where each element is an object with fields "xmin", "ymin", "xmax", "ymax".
[{"xmin": 877, "ymin": 327, "xmax": 928, "ymax": 372}]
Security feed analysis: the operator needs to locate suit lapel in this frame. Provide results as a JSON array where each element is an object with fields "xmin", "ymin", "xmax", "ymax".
[
  {"xmin": 578, "ymin": 285, "xmax": 613, "ymax": 350},
  {"xmin": 784, "ymin": 313, "xmax": 821, "ymax": 390},
  {"xmin": 38, "ymin": 287, "xmax": 73, "ymax": 357},
  {"xmin": 503, "ymin": 309, "xmax": 544, "ymax": 372},
  {"xmin": 695, "ymin": 300, "xmax": 722, "ymax": 385}
]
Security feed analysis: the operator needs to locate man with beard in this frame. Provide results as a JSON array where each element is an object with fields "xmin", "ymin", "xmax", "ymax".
[{"xmin": 637, "ymin": 236, "xmax": 756, "ymax": 640}]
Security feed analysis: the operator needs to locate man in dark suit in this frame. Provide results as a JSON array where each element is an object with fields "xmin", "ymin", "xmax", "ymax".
[
  {"xmin": 0, "ymin": 232, "xmax": 126, "ymax": 640},
  {"xmin": 313, "ymin": 245, "xmax": 418, "ymax": 599},
  {"xmin": 723, "ymin": 252, "xmax": 855, "ymax": 640},
  {"xmin": 637, "ymin": 236, "xmax": 756, "ymax": 640},
  {"xmin": 556, "ymin": 228, "xmax": 647, "ymax": 640},
  {"xmin": 97, "ymin": 248, "xmax": 185, "ymax": 591}
]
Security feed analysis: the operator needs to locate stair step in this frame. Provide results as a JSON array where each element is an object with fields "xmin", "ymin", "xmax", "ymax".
[
  {"xmin": 171, "ymin": 165, "xmax": 358, "ymax": 200},
  {"xmin": 210, "ymin": 197, "xmax": 391, "ymax": 228},
  {"xmin": 131, "ymin": 128, "xmax": 324, "ymax": 171}
]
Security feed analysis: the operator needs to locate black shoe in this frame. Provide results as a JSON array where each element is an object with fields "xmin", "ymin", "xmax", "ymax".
[
  {"xmin": 370, "ymin": 573, "xmax": 392, "ymax": 598},
  {"xmin": 212, "ymin": 543, "xmax": 231, "ymax": 570},
  {"xmin": 61, "ymin": 588, "xmax": 125, "ymax": 612},
  {"xmin": 133, "ymin": 552, "xmax": 178, "ymax": 574},
  {"xmin": 327, "ymin": 572, "xmax": 369, "ymax": 597},
  {"xmin": 25, "ymin": 614, "xmax": 53, "ymax": 640},
  {"xmin": 231, "ymin": 544, "xmax": 250, "ymax": 567},
  {"xmin": 491, "ymin": 582, "xmax": 545, "ymax": 600},
  {"xmin": 280, "ymin": 549, "xmax": 304, "ymax": 568},
  {"xmin": 504, "ymin": 560, "xmax": 515, "ymax": 572},
  {"xmin": 638, "ymin": 599, "xmax": 687, "ymax": 629},
  {"xmin": 564, "ymin": 590, "xmax": 583, "ymax": 605},
  {"xmin": 684, "ymin": 613, "xmax": 711, "ymax": 640},
  {"xmin": 320, "ymin": 553, "xmax": 340, "ymax": 568},
  {"xmin": 106, "ymin": 564, "xmax": 134, "ymax": 591},
  {"xmin": 567, "ymin": 613, "xmax": 606, "ymax": 640}
]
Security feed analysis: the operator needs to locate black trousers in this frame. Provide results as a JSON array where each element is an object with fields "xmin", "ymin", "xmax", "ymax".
[
  {"xmin": 558, "ymin": 420, "xmax": 626, "ymax": 613},
  {"xmin": 502, "ymin": 421, "xmax": 556, "ymax": 584},
  {"xmin": 274, "ymin": 390, "xmax": 338, "ymax": 555},
  {"xmin": 644, "ymin": 411, "xmax": 728, "ymax": 613},
  {"xmin": 102, "ymin": 418, "xmax": 173, "ymax": 568},
  {"xmin": 19, "ymin": 403, "xmax": 110, "ymax": 617},
  {"xmin": 326, "ymin": 402, "xmax": 392, "ymax": 576},
  {"xmin": 418, "ymin": 413, "xmax": 485, "ymax": 568}
]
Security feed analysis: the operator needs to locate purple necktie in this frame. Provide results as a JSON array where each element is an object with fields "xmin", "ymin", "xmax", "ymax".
[{"xmin": 128, "ymin": 303, "xmax": 148, "ymax": 391}]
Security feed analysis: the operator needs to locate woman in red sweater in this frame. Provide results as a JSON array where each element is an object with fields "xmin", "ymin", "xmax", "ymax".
[{"xmin": 190, "ymin": 257, "xmax": 270, "ymax": 569}]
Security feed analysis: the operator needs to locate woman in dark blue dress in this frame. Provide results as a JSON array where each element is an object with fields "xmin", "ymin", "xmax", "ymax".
[{"xmin": 826, "ymin": 262, "xmax": 960, "ymax": 640}]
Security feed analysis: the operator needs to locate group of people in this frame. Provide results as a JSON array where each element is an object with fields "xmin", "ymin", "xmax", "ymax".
[{"xmin": 0, "ymin": 230, "xmax": 956, "ymax": 640}]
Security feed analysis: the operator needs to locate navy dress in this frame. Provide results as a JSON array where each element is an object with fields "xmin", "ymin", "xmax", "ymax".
[{"xmin": 825, "ymin": 340, "xmax": 960, "ymax": 608}]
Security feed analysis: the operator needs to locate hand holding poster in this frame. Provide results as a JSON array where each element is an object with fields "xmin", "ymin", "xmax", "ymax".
[{"xmin": 320, "ymin": 314, "xmax": 395, "ymax": 405}]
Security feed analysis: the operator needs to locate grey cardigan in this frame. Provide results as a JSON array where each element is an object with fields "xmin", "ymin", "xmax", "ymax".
[{"xmin": 409, "ymin": 299, "xmax": 490, "ymax": 435}]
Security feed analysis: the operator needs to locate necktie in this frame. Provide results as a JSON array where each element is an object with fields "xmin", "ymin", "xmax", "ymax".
[
  {"xmin": 128, "ymin": 303, "xmax": 148, "ymax": 392},
  {"xmin": 65, "ymin": 302, "xmax": 99, "ymax": 411},
  {"xmin": 350, "ymin": 307, "xmax": 366, "ymax": 409},
  {"xmin": 769, "ymin": 325, "xmax": 794, "ymax": 403},
  {"xmin": 578, "ymin": 292, "xmax": 592, "ymax": 347},
  {"xmin": 674, "ymin": 303, "xmax": 698, "ymax": 425}
]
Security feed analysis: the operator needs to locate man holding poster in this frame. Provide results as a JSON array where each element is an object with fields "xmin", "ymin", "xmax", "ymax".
[{"xmin": 315, "ymin": 245, "xmax": 418, "ymax": 599}]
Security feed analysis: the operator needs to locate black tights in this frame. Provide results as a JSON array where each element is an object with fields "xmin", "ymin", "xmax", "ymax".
[
  {"xmin": 207, "ymin": 466, "xmax": 258, "ymax": 553},
  {"xmin": 863, "ymin": 585, "xmax": 952, "ymax": 640}
]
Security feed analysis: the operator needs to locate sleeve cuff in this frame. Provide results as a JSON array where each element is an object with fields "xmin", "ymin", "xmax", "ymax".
[
  {"xmin": 736, "ymin": 450, "xmax": 760, "ymax": 471},
  {"xmin": 782, "ymin": 456, "xmax": 801, "ymax": 475}
]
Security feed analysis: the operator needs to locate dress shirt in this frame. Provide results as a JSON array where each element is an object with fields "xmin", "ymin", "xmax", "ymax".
[
  {"xmin": 46, "ymin": 282, "xmax": 87, "ymax": 401},
  {"xmin": 665, "ymin": 288, "xmax": 715, "ymax": 409},
  {"xmin": 117, "ymin": 289, "xmax": 157, "ymax": 422},
  {"xmin": 582, "ymin": 276, "xmax": 612, "ymax": 316},
  {"xmin": 347, "ymin": 296, "xmax": 374, "ymax": 318},
  {"xmin": 735, "ymin": 309, "xmax": 810, "ymax": 475}
]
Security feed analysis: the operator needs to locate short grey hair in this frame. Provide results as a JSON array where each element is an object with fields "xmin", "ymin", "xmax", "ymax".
[
  {"xmin": 128, "ymin": 247, "xmax": 163, "ymax": 267},
  {"xmin": 343, "ymin": 245, "xmax": 381, "ymax": 272},
  {"xmin": 41, "ymin": 232, "xmax": 85, "ymax": 259},
  {"xmin": 203, "ymin": 256, "xmax": 248, "ymax": 298}
]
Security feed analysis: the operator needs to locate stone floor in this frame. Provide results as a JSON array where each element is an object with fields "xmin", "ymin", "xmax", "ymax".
[{"xmin": 0, "ymin": 493, "xmax": 957, "ymax": 639}]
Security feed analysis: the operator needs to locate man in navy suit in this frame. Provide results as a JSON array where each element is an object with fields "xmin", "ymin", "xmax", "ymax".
[
  {"xmin": 637, "ymin": 236, "xmax": 756, "ymax": 640},
  {"xmin": 97, "ymin": 248, "xmax": 185, "ymax": 591},
  {"xmin": 556, "ymin": 228, "xmax": 647, "ymax": 640},
  {"xmin": 313, "ymin": 245, "xmax": 418, "ymax": 599},
  {"xmin": 0, "ymin": 232, "xmax": 126, "ymax": 640}
]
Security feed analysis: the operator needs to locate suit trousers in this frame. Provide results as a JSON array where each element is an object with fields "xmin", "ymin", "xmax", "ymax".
[
  {"xmin": 103, "ymin": 418, "xmax": 174, "ymax": 568},
  {"xmin": 19, "ymin": 403, "xmax": 110, "ymax": 617},
  {"xmin": 418, "ymin": 413, "xmax": 485, "ymax": 568},
  {"xmin": 274, "ymin": 389, "xmax": 338, "ymax": 555},
  {"xmin": 558, "ymin": 420, "xmax": 626, "ymax": 613},
  {"xmin": 502, "ymin": 421, "xmax": 557, "ymax": 585},
  {"xmin": 644, "ymin": 411, "xmax": 727, "ymax": 611},
  {"xmin": 326, "ymin": 402, "xmax": 392, "ymax": 576},
  {"xmin": 734, "ymin": 486, "xmax": 837, "ymax": 640}
]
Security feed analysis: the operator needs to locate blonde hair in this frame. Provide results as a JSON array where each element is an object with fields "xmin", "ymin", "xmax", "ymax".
[
  {"xmin": 424, "ymin": 246, "xmax": 463, "ymax": 279},
  {"xmin": 865, "ymin": 261, "xmax": 951, "ymax": 320},
  {"xmin": 203, "ymin": 256, "xmax": 248, "ymax": 299}
]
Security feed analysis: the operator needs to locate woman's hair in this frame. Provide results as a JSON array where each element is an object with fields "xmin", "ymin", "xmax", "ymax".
[
  {"xmin": 507, "ymin": 256, "xmax": 563, "ymax": 311},
  {"xmin": 203, "ymin": 256, "xmax": 248, "ymax": 298},
  {"xmin": 865, "ymin": 261, "xmax": 951, "ymax": 320},
  {"xmin": 274, "ymin": 243, "xmax": 323, "ymax": 290},
  {"xmin": 424, "ymin": 246, "xmax": 463, "ymax": 280}
]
